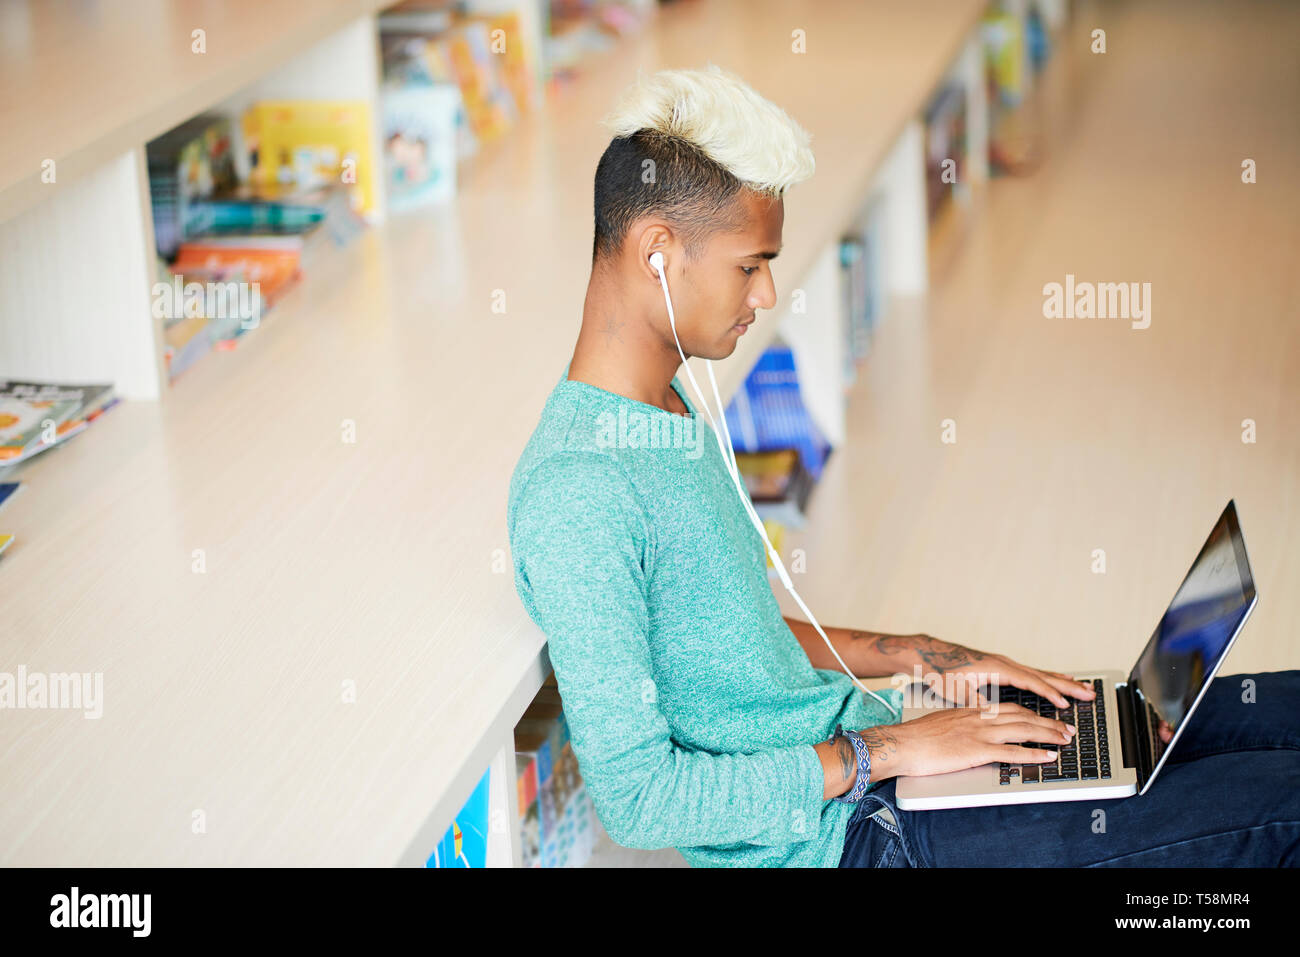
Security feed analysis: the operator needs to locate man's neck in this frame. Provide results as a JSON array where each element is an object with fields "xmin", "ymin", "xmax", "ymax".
[{"xmin": 568, "ymin": 265, "xmax": 685, "ymax": 413}]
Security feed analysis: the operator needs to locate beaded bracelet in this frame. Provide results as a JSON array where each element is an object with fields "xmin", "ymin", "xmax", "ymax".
[{"xmin": 829, "ymin": 724, "xmax": 873, "ymax": 803}]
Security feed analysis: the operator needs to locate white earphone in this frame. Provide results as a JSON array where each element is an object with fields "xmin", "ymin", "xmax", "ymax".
[{"xmin": 648, "ymin": 250, "xmax": 901, "ymax": 719}]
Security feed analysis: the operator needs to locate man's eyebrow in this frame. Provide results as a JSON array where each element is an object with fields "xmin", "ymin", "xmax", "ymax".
[{"xmin": 743, "ymin": 246, "xmax": 782, "ymax": 260}]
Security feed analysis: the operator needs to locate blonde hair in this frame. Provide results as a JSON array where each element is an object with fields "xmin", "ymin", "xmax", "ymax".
[{"xmin": 600, "ymin": 63, "xmax": 815, "ymax": 196}]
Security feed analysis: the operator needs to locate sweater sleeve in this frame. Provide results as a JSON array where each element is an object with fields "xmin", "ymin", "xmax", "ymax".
[{"xmin": 510, "ymin": 451, "xmax": 827, "ymax": 851}]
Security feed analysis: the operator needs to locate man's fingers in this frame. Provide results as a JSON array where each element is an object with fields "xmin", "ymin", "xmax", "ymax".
[
  {"xmin": 998, "ymin": 745, "xmax": 1059, "ymax": 763},
  {"xmin": 1041, "ymin": 673, "xmax": 1097, "ymax": 702},
  {"xmin": 993, "ymin": 720, "xmax": 1071, "ymax": 744},
  {"xmin": 986, "ymin": 711, "xmax": 1074, "ymax": 736}
]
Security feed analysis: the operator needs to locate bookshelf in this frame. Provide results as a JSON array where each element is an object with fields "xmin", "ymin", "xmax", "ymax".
[{"xmin": 0, "ymin": 0, "xmax": 1014, "ymax": 866}]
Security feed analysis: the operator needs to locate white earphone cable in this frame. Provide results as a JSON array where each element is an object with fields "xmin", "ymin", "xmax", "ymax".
[{"xmin": 651, "ymin": 253, "xmax": 901, "ymax": 720}]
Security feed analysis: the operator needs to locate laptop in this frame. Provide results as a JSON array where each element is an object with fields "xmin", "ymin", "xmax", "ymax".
[{"xmin": 895, "ymin": 500, "xmax": 1258, "ymax": 811}]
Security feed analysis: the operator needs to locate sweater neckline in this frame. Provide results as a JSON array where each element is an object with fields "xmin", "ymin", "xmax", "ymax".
[{"xmin": 558, "ymin": 364, "xmax": 697, "ymax": 419}]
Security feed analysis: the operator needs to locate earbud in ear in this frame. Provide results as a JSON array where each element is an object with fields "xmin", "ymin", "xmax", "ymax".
[{"xmin": 649, "ymin": 251, "xmax": 664, "ymax": 273}]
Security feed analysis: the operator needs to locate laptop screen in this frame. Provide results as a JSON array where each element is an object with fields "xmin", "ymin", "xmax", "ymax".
[{"xmin": 1128, "ymin": 501, "xmax": 1256, "ymax": 747}]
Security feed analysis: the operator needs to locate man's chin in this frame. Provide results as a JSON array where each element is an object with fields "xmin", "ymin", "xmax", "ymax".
[{"xmin": 702, "ymin": 339, "xmax": 741, "ymax": 361}]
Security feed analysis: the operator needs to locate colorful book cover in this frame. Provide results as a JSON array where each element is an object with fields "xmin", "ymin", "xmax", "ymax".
[
  {"xmin": 445, "ymin": 21, "xmax": 517, "ymax": 143},
  {"xmin": 242, "ymin": 101, "xmax": 378, "ymax": 218},
  {"xmin": 516, "ymin": 753, "xmax": 541, "ymax": 867},
  {"xmin": 981, "ymin": 11, "xmax": 1025, "ymax": 107},
  {"xmin": 0, "ymin": 534, "xmax": 12, "ymax": 558},
  {"xmin": 382, "ymin": 84, "xmax": 459, "ymax": 210},
  {"xmin": 0, "ymin": 482, "xmax": 20, "ymax": 512},
  {"xmin": 0, "ymin": 381, "xmax": 111, "ymax": 462},
  {"xmin": 147, "ymin": 114, "xmax": 238, "ymax": 258},
  {"xmin": 481, "ymin": 10, "xmax": 538, "ymax": 116},
  {"xmin": 169, "ymin": 243, "xmax": 303, "ymax": 312},
  {"xmin": 426, "ymin": 767, "xmax": 491, "ymax": 867}
]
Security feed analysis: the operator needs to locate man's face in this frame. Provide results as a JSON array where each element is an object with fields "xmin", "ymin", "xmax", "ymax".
[{"xmin": 667, "ymin": 190, "xmax": 783, "ymax": 361}]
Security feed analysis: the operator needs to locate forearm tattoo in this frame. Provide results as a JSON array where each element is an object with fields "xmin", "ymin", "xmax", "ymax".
[
  {"xmin": 835, "ymin": 736, "xmax": 857, "ymax": 782},
  {"xmin": 849, "ymin": 631, "xmax": 985, "ymax": 674},
  {"xmin": 859, "ymin": 725, "xmax": 899, "ymax": 767}
]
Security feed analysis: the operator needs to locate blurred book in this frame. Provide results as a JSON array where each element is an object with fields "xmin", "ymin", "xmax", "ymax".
[
  {"xmin": 382, "ymin": 84, "xmax": 459, "ymax": 210},
  {"xmin": 0, "ymin": 380, "xmax": 115, "ymax": 465},
  {"xmin": 515, "ymin": 687, "xmax": 596, "ymax": 868},
  {"xmin": 735, "ymin": 448, "xmax": 815, "ymax": 529},
  {"xmin": 147, "ymin": 114, "xmax": 239, "ymax": 259},
  {"xmin": 724, "ymin": 344, "xmax": 832, "ymax": 483},
  {"xmin": 840, "ymin": 197, "xmax": 886, "ymax": 388},
  {"xmin": 379, "ymin": 0, "xmax": 456, "ymax": 35},
  {"xmin": 445, "ymin": 20, "xmax": 519, "ymax": 144},
  {"xmin": 982, "ymin": 10, "xmax": 1025, "ymax": 107},
  {"xmin": 242, "ymin": 100, "xmax": 378, "ymax": 219},
  {"xmin": 761, "ymin": 517, "xmax": 785, "ymax": 577},
  {"xmin": 923, "ymin": 82, "xmax": 966, "ymax": 221},
  {"xmin": 0, "ymin": 482, "xmax": 21, "ymax": 512},
  {"xmin": 426, "ymin": 766, "xmax": 491, "ymax": 867}
]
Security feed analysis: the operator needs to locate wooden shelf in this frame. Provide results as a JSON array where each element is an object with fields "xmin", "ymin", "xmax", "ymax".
[
  {"xmin": 0, "ymin": 0, "xmax": 393, "ymax": 225},
  {"xmin": 0, "ymin": 0, "xmax": 988, "ymax": 865}
]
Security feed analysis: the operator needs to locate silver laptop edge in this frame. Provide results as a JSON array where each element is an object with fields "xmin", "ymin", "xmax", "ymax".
[{"xmin": 894, "ymin": 500, "xmax": 1257, "ymax": 811}]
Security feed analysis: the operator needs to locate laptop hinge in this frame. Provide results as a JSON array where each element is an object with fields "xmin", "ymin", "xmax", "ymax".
[
  {"xmin": 1114, "ymin": 681, "xmax": 1140, "ymax": 772},
  {"xmin": 1115, "ymin": 680, "xmax": 1152, "ymax": 789}
]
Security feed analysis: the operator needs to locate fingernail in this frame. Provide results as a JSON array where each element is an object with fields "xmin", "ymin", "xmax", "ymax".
[{"xmin": 1067, "ymin": 724, "xmax": 1076, "ymax": 734}]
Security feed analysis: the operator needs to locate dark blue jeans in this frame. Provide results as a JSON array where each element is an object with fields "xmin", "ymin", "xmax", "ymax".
[{"xmin": 839, "ymin": 671, "xmax": 1300, "ymax": 867}]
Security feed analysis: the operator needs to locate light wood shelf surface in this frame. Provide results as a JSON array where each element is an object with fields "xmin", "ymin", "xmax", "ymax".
[{"xmin": 0, "ymin": 0, "xmax": 987, "ymax": 865}]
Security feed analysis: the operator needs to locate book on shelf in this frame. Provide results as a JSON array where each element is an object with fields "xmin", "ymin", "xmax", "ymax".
[
  {"xmin": 840, "ymin": 196, "xmax": 887, "ymax": 388},
  {"xmin": 0, "ymin": 482, "xmax": 21, "ymax": 512},
  {"xmin": 0, "ymin": 481, "xmax": 21, "ymax": 554},
  {"xmin": 761, "ymin": 517, "xmax": 785, "ymax": 577},
  {"xmin": 923, "ymin": 82, "xmax": 967, "ymax": 221},
  {"xmin": 0, "ymin": 380, "xmax": 117, "ymax": 465},
  {"xmin": 734, "ymin": 448, "xmax": 816, "ymax": 530},
  {"xmin": 146, "ymin": 114, "xmax": 239, "ymax": 259},
  {"xmin": 426, "ymin": 766, "xmax": 491, "ymax": 868},
  {"xmin": 546, "ymin": 0, "xmax": 652, "ymax": 82},
  {"xmin": 378, "ymin": 0, "xmax": 456, "ymax": 36},
  {"xmin": 515, "ymin": 697, "xmax": 597, "ymax": 868},
  {"xmin": 723, "ymin": 344, "xmax": 833, "ymax": 484},
  {"xmin": 981, "ymin": 9, "xmax": 1026, "ymax": 108},
  {"xmin": 982, "ymin": 9, "xmax": 1044, "ymax": 177},
  {"xmin": 381, "ymin": 84, "xmax": 459, "ymax": 210},
  {"xmin": 444, "ymin": 19, "xmax": 521, "ymax": 145},
  {"xmin": 380, "ymin": 33, "xmax": 480, "ymax": 163},
  {"xmin": 156, "ymin": 183, "xmax": 365, "ymax": 379},
  {"xmin": 242, "ymin": 100, "xmax": 379, "ymax": 219}
]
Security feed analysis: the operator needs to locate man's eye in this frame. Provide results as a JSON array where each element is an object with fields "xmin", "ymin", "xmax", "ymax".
[{"xmin": 741, "ymin": 266, "xmax": 757, "ymax": 276}]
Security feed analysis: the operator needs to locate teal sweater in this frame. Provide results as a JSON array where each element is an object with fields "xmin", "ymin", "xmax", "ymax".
[{"xmin": 506, "ymin": 366, "xmax": 902, "ymax": 867}]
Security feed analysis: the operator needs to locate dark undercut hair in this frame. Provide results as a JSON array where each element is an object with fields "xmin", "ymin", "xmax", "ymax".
[{"xmin": 592, "ymin": 128, "xmax": 749, "ymax": 266}]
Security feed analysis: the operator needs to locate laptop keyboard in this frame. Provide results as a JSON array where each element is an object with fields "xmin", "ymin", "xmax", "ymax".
[{"xmin": 996, "ymin": 677, "xmax": 1112, "ymax": 785}]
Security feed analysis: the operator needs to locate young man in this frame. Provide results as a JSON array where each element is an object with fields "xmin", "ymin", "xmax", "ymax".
[{"xmin": 506, "ymin": 66, "xmax": 1300, "ymax": 867}]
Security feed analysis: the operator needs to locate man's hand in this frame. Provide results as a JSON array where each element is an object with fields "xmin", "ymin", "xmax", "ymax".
[
  {"xmin": 880, "ymin": 634, "xmax": 1097, "ymax": 710},
  {"xmin": 864, "ymin": 703, "xmax": 1075, "ymax": 781}
]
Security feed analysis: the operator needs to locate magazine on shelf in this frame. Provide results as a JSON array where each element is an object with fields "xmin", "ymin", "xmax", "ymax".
[{"xmin": 0, "ymin": 380, "xmax": 116, "ymax": 464}]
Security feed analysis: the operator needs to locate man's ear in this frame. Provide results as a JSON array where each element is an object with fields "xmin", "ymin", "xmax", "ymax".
[{"xmin": 637, "ymin": 224, "xmax": 673, "ymax": 281}]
